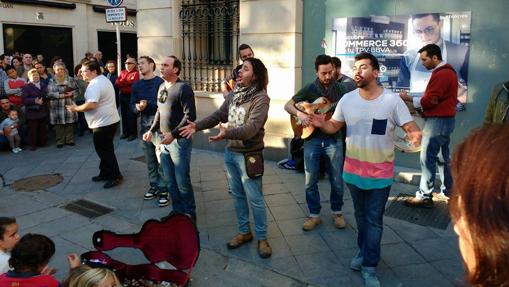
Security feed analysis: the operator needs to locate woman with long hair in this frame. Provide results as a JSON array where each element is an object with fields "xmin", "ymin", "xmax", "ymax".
[{"xmin": 450, "ymin": 124, "xmax": 509, "ymax": 287}]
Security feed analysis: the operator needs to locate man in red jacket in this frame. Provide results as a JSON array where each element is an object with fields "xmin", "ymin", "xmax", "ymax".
[
  {"xmin": 400, "ymin": 44, "xmax": 457, "ymax": 208},
  {"xmin": 115, "ymin": 57, "xmax": 140, "ymax": 141}
]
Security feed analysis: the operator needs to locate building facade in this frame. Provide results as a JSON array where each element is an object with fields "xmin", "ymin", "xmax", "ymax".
[{"xmin": 0, "ymin": 0, "xmax": 137, "ymax": 69}]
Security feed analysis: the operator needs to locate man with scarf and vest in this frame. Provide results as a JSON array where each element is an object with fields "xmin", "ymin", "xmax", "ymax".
[
  {"xmin": 284, "ymin": 54, "xmax": 348, "ymax": 231},
  {"xmin": 400, "ymin": 44, "xmax": 457, "ymax": 208}
]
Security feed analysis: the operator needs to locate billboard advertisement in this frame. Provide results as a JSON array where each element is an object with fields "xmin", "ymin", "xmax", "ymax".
[{"xmin": 332, "ymin": 12, "xmax": 471, "ymax": 110}]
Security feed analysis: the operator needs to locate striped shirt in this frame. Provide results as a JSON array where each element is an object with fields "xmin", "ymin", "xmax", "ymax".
[{"xmin": 332, "ymin": 89, "xmax": 412, "ymax": 190}]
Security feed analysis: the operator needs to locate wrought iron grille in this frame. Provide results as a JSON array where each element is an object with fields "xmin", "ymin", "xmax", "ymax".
[{"xmin": 179, "ymin": 0, "xmax": 239, "ymax": 92}]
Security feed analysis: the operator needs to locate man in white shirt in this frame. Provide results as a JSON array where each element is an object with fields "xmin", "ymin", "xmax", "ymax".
[{"xmin": 67, "ymin": 60, "xmax": 122, "ymax": 189}]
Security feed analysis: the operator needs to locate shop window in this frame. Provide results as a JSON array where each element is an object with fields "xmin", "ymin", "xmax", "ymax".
[{"xmin": 3, "ymin": 24, "xmax": 73, "ymax": 69}]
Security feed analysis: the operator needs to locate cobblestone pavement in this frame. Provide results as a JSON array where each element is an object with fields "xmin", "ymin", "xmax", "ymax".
[{"xmin": 0, "ymin": 134, "xmax": 466, "ymax": 286}]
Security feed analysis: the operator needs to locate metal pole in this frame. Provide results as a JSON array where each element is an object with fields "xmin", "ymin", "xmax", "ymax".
[
  {"xmin": 116, "ymin": 23, "xmax": 121, "ymax": 77},
  {"xmin": 115, "ymin": 22, "xmax": 123, "ymax": 136}
]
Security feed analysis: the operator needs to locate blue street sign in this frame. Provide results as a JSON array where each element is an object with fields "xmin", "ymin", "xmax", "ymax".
[{"xmin": 107, "ymin": 0, "xmax": 123, "ymax": 7}]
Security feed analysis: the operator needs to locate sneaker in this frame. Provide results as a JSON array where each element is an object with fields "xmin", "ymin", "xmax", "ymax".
[
  {"xmin": 404, "ymin": 196, "xmax": 434, "ymax": 208},
  {"xmin": 361, "ymin": 267, "xmax": 381, "ymax": 287},
  {"xmin": 436, "ymin": 192, "xmax": 450, "ymax": 201},
  {"xmin": 302, "ymin": 217, "xmax": 322, "ymax": 231},
  {"xmin": 144, "ymin": 187, "xmax": 158, "ymax": 200},
  {"xmin": 12, "ymin": 148, "xmax": 18, "ymax": 153},
  {"xmin": 158, "ymin": 192, "xmax": 170, "ymax": 207},
  {"xmin": 332, "ymin": 213, "xmax": 346, "ymax": 229},
  {"xmin": 350, "ymin": 250, "xmax": 363, "ymax": 271},
  {"xmin": 226, "ymin": 233, "xmax": 253, "ymax": 249},
  {"xmin": 16, "ymin": 147, "xmax": 22, "ymax": 152},
  {"xmin": 258, "ymin": 240, "xmax": 272, "ymax": 258}
]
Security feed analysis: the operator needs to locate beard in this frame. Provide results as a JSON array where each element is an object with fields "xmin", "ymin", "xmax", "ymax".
[{"xmin": 356, "ymin": 78, "xmax": 368, "ymax": 88}]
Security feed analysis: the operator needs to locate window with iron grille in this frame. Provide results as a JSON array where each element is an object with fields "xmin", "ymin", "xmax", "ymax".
[{"xmin": 179, "ymin": 0, "xmax": 239, "ymax": 92}]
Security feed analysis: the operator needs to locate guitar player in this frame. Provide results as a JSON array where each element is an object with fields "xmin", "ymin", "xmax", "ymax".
[{"xmin": 284, "ymin": 54, "xmax": 348, "ymax": 232}]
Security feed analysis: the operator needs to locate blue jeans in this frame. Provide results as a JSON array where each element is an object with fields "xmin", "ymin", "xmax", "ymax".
[
  {"xmin": 141, "ymin": 131, "xmax": 167, "ymax": 191},
  {"xmin": 224, "ymin": 148, "xmax": 267, "ymax": 240},
  {"xmin": 417, "ymin": 117, "xmax": 455, "ymax": 199},
  {"xmin": 304, "ymin": 136, "xmax": 344, "ymax": 216},
  {"xmin": 347, "ymin": 183, "xmax": 391, "ymax": 267},
  {"xmin": 160, "ymin": 138, "xmax": 195, "ymax": 215}
]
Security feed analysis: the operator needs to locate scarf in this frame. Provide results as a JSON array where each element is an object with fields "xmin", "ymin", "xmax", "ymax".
[{"xmin": 232, "ymin": 84, "xmax": 259, "ymax": 106}]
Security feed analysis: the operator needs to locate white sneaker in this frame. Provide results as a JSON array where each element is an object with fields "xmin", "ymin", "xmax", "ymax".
[
  {"xmin": 12, "ymin": 148, "xmax": 18, "ymax": 153},
  {"xmin": 17, "ymin": 147, "xmax": 22, "ymax": 152}
]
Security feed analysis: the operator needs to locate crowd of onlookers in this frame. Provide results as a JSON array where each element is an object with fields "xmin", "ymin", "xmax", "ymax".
[{"xmin": 0, "ymin": 51, "xmax": 128, "ymax": 153}]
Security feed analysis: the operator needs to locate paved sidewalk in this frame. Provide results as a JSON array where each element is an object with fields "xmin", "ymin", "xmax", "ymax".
[{"xmin": 0, "ymin": 134, "xmax": 465, "ymax": 286}]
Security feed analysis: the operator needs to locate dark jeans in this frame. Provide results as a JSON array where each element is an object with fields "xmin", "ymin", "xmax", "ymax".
[
  {"xmin": 347, "ymin": 183, "xmax": 391, "ymax": 267},
  {"xmin": 119, "ymin": 94, "xmax": 137, "ymax": 137},
  {"xmin": 93, "ymin": 122, "xmax": 122, "ymax": 180},
  {"xmin": 27, "ymin": 118, "xmax": 47, "ymax": 148}
]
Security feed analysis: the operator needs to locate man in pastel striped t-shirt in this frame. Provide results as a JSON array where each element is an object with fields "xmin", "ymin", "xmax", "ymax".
[{"xmin": 310, "ymin": 52, "xmax": 422, "ymax": 287}]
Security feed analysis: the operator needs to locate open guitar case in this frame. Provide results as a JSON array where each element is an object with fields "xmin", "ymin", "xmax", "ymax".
[{"xmin": 81, "ymin": 212, "xmax": 200, "ymax": 286}]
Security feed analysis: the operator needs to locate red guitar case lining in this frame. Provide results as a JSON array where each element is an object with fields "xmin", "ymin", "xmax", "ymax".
[{"xmin": 81, "ymin": 212, "xmax": 200, "ymax": 286}]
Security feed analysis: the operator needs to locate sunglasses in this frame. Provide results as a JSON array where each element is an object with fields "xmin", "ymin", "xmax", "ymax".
[{"xmin": 158, "ymin": 89, "xmax": 168, "ymax": 103}]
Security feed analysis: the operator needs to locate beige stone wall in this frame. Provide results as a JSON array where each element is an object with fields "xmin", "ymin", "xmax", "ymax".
[{"xmin": 136, "ymin": 0, "xmax": 303, "ymax": 160}]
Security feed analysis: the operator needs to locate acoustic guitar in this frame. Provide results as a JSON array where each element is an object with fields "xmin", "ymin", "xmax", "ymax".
[{"xmin": 291, "ymin": 97, "xmax": 334, "ymax": 139}]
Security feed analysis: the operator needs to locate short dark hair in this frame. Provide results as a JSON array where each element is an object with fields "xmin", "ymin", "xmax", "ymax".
[
  {"xmin": 238, "ymin": 44, "xmax": 252, "ymax": 53},
  {"xmin": 74, "ymin": 64, "xmax": 82, "ymax": 77},
  {"xmin": 450, "ymin": 124, "xmax": 509, "ymax": 286},
  {"xmin": 139, "ymin": 56, "xmax": 156, "ymax": 72},
  {"xmin": 418, "ymin": 44, "xmax": 443, "ymax": 61},
  {"xmin": 412, "ymin": 13, "xmax": 441, "ymax": 22},
  {"xmin": 9, "ymin": 234, "xmax": 55, "ymax": 272},
  {"xmin": 82, "ymin": 60, "xmax": 102, "ymax": 75},
  {"xmin": 105, "ymin": 60, "xmax": 116, "ymax": 66},
  {"xmin": 331, "ymin": 57, "xmax": 342, "ymax": 68},
  {"xmin": 244, "ymin": 57, "xmax": 268, "ymax": 91},
  {"xmin": 0, "ymin": 217, "xmax": 16, "ymax": 240},
  {"xmin": 4, "ymin": 65, "xmax": 15, "ymax": 73},
  {"xmin": 314, "ymin": 54, "xmax": 332, "ymax": 71},
  {"xmin": 169, "ymin": 55, "xmax": 182, "ymax": 76},
  {"xmin": 0, "ymin": 54, "xmax": 6, "ymax": 61},
  {"xmin": 50, "ymin": 56, "xmax": 62, "ymax": 66},
  {"xmin": 354, "ymin": 52, "xmax": 380, "ymax": 70}
]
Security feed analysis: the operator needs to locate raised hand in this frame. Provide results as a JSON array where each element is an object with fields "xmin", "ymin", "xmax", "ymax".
[
  {"xmin": 179, "ymin": 120, "xmax": 197, "ymax": 139},
  {"xmin": 208, "ymin": 124, "xmax": 226, "ymax": 142}
]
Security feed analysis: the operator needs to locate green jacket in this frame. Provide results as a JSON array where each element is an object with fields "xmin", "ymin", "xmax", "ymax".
[{"xmin": 484, "ymin": 82, "xmax": 509, "ymax": 124}]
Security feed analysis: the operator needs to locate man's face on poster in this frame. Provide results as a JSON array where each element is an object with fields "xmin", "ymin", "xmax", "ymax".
[{"xmin": 412, "ymin": 15, "xmax": 443, "ymax": 45}]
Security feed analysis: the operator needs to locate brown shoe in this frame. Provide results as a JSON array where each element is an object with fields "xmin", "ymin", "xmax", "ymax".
[
  {"xmin": 258, "ymin": 240, "xmax": 272, "ymax": 258},
  {"xmin": 302, "ymin": 217, "xmax": 322, "ymax": 231},
  {"xmin": 404, "ymin": 197, "xmax": 434, "ymax": 208},
  {"xmin": 333, "ymin": 214, "xmax": 346, "ymax": 229},
  {"xmin": 226, "ymin": 233, "xmax": 253, "ymax": 249}
]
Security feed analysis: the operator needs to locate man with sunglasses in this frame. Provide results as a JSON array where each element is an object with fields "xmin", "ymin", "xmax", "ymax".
[
  {"xmin": 130, "ymin": 56, "xmax": 167, "ymax": 207},
  {"xmin": 144, "ymin": 56, "xmax": 197, "ymax": 219},
  {"xmin": 115, "ymin": 57, "xmax": 139, "ymax": 141},
  {"xmin": 397, "ymin": 13, "xmax": 469, "ymax": 110}
]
